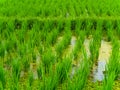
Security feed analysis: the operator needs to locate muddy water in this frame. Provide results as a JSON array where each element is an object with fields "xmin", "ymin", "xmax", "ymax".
[
  {"xmin": 82, "ymin": 38, "xmax": 112, "ymax": 82},
  {"xmin": 93, "ymin": 61, "xmax": 106, "ymax": 82},
  {"xmin": 71, "ymin": 36, "xmax": 76, "ymax": 48},
  {"xmin": 98, "ymin": 40, "xmax": 112, "ymax": 62},
  {"xmin": 62, "ymin": 36, "xmax": 76, "ymax": 58},
  {"xmin": 70, "ymin": 37, "xmax": 90, "ymax": 78},
  {"xmin": 70, "ymin": 38, "xmax": 112, "ymax": 81},
  {"xmin": 93, "ymin": 40, "xmax": 112, "ymax": 82},
  {"xmin": 83, "ymin": 38, "xmax": 91, "ymax": 58}
]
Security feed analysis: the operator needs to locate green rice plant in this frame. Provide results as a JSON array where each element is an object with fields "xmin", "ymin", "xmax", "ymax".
[
  {"xmin": 55, "ymin": 29, "xmax": 72, "ymax": 58},
  {"xmin": 31, "ymin": 31, "xmax": 42, "ymax": 47},
  {"xmin": 109, "ymin": 38, "xmax": 120, "ymax": 77},
  {"xmin": 5, "ymin": 33, "xmax": 18, "ymax": 52},
  {"xmin": 103, "ymin": 71, "xmax": 116, "ymax": 90},
  {"xmin": 37, "ymin": 63, "xmax": 43, "ymax": 79},
  {"xmin": 56, "ymin": 56, "xmax": 72, "ymax": 84},
  {"xmin": 31, "ymin": 20, "xmax": 39, "ymax": 31},
  {"xmin": 45, "ymin": 28, "xmax": 59, "ymax": 46},
  {"xmin": 12, "ymin": 58, "xmax": 21, "ymax": 84},
  {"xmin": 28, "ymin": 71, "xmax": 34, "ymax": 87},
  {"xmin": 39, "ymin": 29, "xmax": 48, "ymax": 44},
  {"xmin": 107, "ymin": 28, "xmax": 113, "ymax": 42},
  {"xmin": 75, "ymin": 20, "xmax": 81, "ymax": 35},
  {"xmin": 73, "ymin": 30, "xmax": 85, "ymax": 59},
  {"xmin": 41, "ymin": 48, "xmax": 56, "ymax": 74},
  {"xmin": 0, "ymin": 66, "xmax": 5, "ymax": 89},
  {"xmin": 27, "ymin": 30, "xmax": 37, "ymax": 48},
  {"xmin": 26, "ymin": 81, "xmax": 31, "ymax": 90},
  {"xmin": 12, "ymin": 81, "xmax": 19, "ymax": 90},
  {"xmin": 62, "ymin": 29, "xmax": 72, "ymax": 48},
  {"xmin": 22, "ymin": 57, "xmax": 30, "ymax": 71},
  {"xmin": 0, "ymin": 41, "xmax": 6, "ymax": 58},
  {"xmin": 2, "ymin": 36, "xmax": 17, "ymax": 56},
  {"xmin": 41, "ymin": 76, "xmax": 52, "ymax": 90},
  {"xmin": 7, "ymin": 20, "xmax": 14, "ymax": 32},
  {"xmin": 43, "ymin": 20, "xmax": 51, "ymax": 32},
  {"xmin": 102, "ymin": 37, "xmax": 120, "ymax": 90},
  {"xmin": 77, "ymin": 30, "xmax": 86, "ymax": 45},
  {"xmin": 0, "ymin": 21, "xmax": 7, "ymax": 34},
  {"xmin": 80, "ymin": 19, "xmax": 87, "ymax": 31},
  {"xmin": 86, "ymin": 19, "xmax": 93, "ymax": 36},
  {"xmin": 32, "ymin": 52, "xmax": 36, "ymax": 63},
  {"xmin": 55, "ymin": 41, "xmax": 64, "ymax": 58},
  {"xmin": 1, "ymin": 28, "xmax": 11, "ymax": 40},
  {"xmin": 96, "ymin": 19, "xmax": 103, "ymax": 34},
  {"xmin": 57, "ymin": 20, "xmax": 65, "ymax": 32},
  {"xmin": 41, "ymin": 66, "xmax": 58, "ymax": 90},
  {"xmin": 90, "ymin": 29, "xmax": 101, "ymax": 63},
  {"xmin": 38, "ymin": 43, "xmax": 44, "ymax": 55},
  {"xmin": 22, "ymin": 20, "xmax": 27, "ymax": 30},
  {"xmin": 116, "ymin": 20, "xmax": 120, "ymax": 39},
  {"xmin": 16, "ymin": 29, "xmax": 26, "ymax": 44},
  {"xmin": 102, "ymin": 20, "xmax": 114, "ymax": 41},
  {"xmin": 68, "ymin": 48, "xmax": 91, "ymax": 90},
  {"xmin": 17, "ymin": 43, "xmax": 25, "ymax": 57}
]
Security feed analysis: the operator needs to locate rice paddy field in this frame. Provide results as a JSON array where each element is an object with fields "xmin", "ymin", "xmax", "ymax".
[{"xmin": 0, "ymin": 0, "xmax": 120, "ymax": 90}]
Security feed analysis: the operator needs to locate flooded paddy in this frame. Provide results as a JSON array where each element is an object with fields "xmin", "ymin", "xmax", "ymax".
[
  {"xmin": 93, "ymin": 40, "xmax": 112, "ymax": 82},
  {"xmin": 60, "ymin": 36, "xmax": 113, "ymax": 83},
  {"xmin": 1, "ymin": 32, "xmax": 120, "ymax": 90}
]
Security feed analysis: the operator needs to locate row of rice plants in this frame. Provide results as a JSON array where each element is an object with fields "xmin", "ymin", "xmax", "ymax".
[
  {"xmin": 73, "ymin": 30, "xmax": 85, "ymax": 60},
  {"xmin": 89, "ymin": 29, "xmax": 102, "ymax": 63},
  {"xmin": 102, "ymin": 34, "xmax": 120, "ymax": 90},
  {"xmin": 55, "ymin": 21, "xmax": 72, "ymax": 59},
  {"xmin": 0, "ymin": 0, "xmax": 120, "ymax": 17},
  {"xmin": 1, "ymin": 18, "xmax": 120, "ymax": 89}
]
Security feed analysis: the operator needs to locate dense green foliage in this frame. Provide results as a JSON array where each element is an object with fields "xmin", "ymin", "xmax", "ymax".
[
  {"xmin": 0, "ymin": 0, "xmax": 120, "ymax": 17},
  {"xmin": 0, "ymin": 0, "xmax": 120, "ymax": 90}
]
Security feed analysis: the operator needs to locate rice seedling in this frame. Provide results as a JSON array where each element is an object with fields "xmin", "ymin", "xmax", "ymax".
[
  {"xmin": 55, "ymin": 42, "xmax": 65, "ymax": 58},
  {"xmin": 28, "ymin": 71, "xmax": 34, "ymax": 87},
  {"xmin": 89, "ymin": 29, "xmax": 102, "ymax": 63},
  {"xmin": 116, "ymin": 20, "xmax": 120, "ymax": 39},
  {"xmin": 45, "ymin": 28, "xmax": 59, "ymax": 46},
  {"xmin": 37, "ymin": 64, "xmax": 43, "ymax": 79},
  {"xmin": 41, "ymin": 48, "xmax": 56, "ymax": 74},
  {"xmin": 41, "ymin": 66, "xmax": 58, "ymax": 90},
  {"xmin": 55, "ymin": 28, "xmax": 72, "ymax": 58},
  {"xmin": 72, "ymin": 30, "xmax": 85, "ymax": 59},
  {"xmin": 62, "ymin": 29, "xmax": 72, "ymax": 48},
  {"xmin": 106, "ymin": 21, "xmax": 114, "ymax": 41},
  {"xmin": 0, "ymin": 41, "xmax": 6, "ymax": 58},
  {"xmin": 22, "ymin": 57, "xmax": 30, "ymax": 71},
  {"xmin": 12, "ymin": 58, "xmax": 21, "ymax": 84},
  {"xmin": 0, "ymin": 66, "xmax": 6, "ymax": 89},
  {"xmin": 68, "ymin": 48, "xmax": 91, "ymax": 90},
  {"xmin": 7, "ymin": 20, "xmax": 14, "ymax": 32},
  {"xmin": 102, "ymin": 37, "xmax": 120, "ymax": 90},
  {"xmin": 56, "ymin": 56, "xmax": 72, "ymax": 84},
  {"xmin": 86, "ymin": 20, "xmax": 93, "ymax": 36}
]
